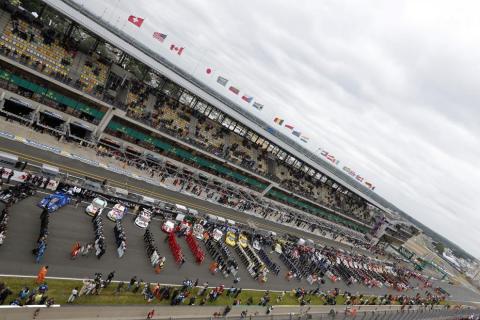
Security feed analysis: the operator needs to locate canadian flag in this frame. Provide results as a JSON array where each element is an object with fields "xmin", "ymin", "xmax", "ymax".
[
  {"xmin": 128, "ymin": 15, "xmax": 144, "ymax": 27},
  {"xmin": 170, "ymin": 44, "xmax": 184, "ymax": 55}
]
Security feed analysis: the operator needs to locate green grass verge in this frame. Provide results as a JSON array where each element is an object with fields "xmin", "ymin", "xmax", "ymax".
[
  {"xmin": 1, "ymin": 276, "xmax": 450, "ymax": 307},
  {"xmin": 0, "ymin": 276, "xmax": 346, "ymax": 306}
]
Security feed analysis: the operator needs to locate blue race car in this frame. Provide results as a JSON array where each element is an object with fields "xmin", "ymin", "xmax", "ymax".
[{"xmin": 38, "ymin": 192, "xmax": 71, "ymax": 213}]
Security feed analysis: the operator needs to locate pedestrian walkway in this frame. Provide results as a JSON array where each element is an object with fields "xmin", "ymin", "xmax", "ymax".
[{"xmin": 0, "ymin": 304, "xmax": 473, "ymax": 320}]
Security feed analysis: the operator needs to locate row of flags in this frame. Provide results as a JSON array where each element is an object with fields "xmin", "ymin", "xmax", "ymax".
[
  {"xmin": 128, "ymin": 15, "xmax": 263, "ymax": 112},
  {"xmin": 273, "ymin": 118, "xmax": 309, "ymax": 143},
  {"xmin": 128, "ymin": 15, "xmax": 185, "ymax": 56},
  {"xmin": 208, "ymin": 69, "xmax": 264, "ymax": 111},
  {"xmin": 320, "ymin": 150, "xmax": 376, "ymax": 191},
  {"xmin": 273, "ymin": 117, "xmax": 375, "ymax": 190}
]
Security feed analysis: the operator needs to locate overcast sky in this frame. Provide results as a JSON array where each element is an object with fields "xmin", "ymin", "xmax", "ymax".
[{"xmin": 76, "ymin": 0, "xmax": 480, "ymax": 258}]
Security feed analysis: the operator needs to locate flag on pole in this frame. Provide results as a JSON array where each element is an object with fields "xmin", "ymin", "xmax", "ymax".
[
  {"xmin": 217, "ymin": 76, "xmax": 228, "ymax": 86},
  {"xmin": 229, "ymin": 86, "xmax": 239, "ymax": 95},
  {"xmin": 252, "ymin": 102, "xmax": 264, "ymax": 110},
  {"xmin": 205, "ymin": 67, "xmax": 213, "ymax": 75},
  {"xmin": 169, "ymin": 44, "xmax": 184, "ymax": 55},
  {"xmin": 274, "ymin": 117, "xmax": 284, "ymax": 125},
  {"xmin": 241, "ymin": 95, "xmax": 253, "ymax": 103},
  {"xmin": 292, "ymin": 130, "xmax": 301, "ymax": 137},
  {"xmin": 365, "ymin": 181, "xmax": 375, "ymax": 190},
  {"xmin": 128, "ymin": 15, "xmax": 144, "ymax": 27},
  {"xmin": 153, "ymin": 32, "xmax": 167, "ymax": 42},
  {"xmin": 284, "ymin": 124, "xmax": 294, "ymax": 130}
]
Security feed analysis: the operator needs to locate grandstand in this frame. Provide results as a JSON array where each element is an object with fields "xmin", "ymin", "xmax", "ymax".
[{"xmin": 0, "ymin": 0, "xmax": 419, "ymax": 247}]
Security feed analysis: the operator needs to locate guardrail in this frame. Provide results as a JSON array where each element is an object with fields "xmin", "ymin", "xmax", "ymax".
[{"xmin": 0, "ymin": 304, "xmax": 476, "ymax": 320}]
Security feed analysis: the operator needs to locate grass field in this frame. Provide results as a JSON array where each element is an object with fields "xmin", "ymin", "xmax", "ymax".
[{"xmin": 0, "ymin": 276, "xmax": 348, "ymax": 306}]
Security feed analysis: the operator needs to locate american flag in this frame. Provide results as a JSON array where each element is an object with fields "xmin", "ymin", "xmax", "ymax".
[{"xmin": 152, "ymin": 32, "xmax": 167, "ymax": 42}]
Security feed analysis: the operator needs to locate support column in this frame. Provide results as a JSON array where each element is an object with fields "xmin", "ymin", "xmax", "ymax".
[
  {"xmin": 260, "ymin": 183, "xmax": 275, "ymax": 197},
  {"xmin": 94, "ymin": 107, "xmax": 118, "ymax": 137}
]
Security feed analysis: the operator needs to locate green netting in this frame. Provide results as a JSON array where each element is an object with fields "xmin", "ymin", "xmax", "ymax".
[
  {"xmin": 0, "ymin": 69, "xmax": 11, "ymax": 81},
  {"xmin": 107, "ymin": 121, "xmax": 268, "ymax": 190},
  {"xmin": 10, "ymin": 74, "xmax": 32, "ymax": 90},
  {"xmin": 45, "ymin": 90, "xmax": 62, "ymax": 102},
  {"xmin": 0, "ymin": 68, "xmax": 105, "ymax": 120},
  {"xmin": 28, "ymin": 82, "xmax": 47, "ymax": 95},
  {"xmin": 59, "ymin": 95, "xmax": 77, "ymax": 109}
]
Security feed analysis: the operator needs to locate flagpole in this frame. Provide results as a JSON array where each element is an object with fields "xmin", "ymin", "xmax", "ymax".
[
  {"xmin": 192, "ymin": 47, "xmax": 207, "ymax": 77},
  {"xmin": 115, "ymin": 0, "xmax": 121, "ymax": 25}
]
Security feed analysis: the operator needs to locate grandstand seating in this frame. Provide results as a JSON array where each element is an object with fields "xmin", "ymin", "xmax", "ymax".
[
  {"xmin": 79, "ymin": 56, "xmax": 108, "ymax": 94},
  {"xmin": 0, "ymin": 19, "xmax": 71, "ymax": 78}
]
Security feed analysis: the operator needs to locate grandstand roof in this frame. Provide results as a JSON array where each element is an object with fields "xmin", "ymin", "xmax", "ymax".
[{"xmin": 46, "ymin": 0, "xmax": 393, "ymax": 215}]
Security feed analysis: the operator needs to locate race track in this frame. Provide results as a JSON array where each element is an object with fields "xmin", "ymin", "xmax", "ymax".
[
  {"xmin": 0, "ymin": 138, "xmax": 367, "ymax": 255},
  {"xmin": 0, "ymin": 137, "xmax": 479, "ymax": 302}
]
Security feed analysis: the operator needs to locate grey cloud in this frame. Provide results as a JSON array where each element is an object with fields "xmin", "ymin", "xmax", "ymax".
[{"xmin": 78, "ymin": 0, "xmax": 480, "ymax": 257}]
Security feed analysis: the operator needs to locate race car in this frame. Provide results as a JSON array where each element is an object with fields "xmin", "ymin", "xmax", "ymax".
[
  {"xmin": 192, "ymin": 223, "xmax": 204, "ymax": 240},
  {"xmin": 85, "ymin": 197, "xmax": 108, "ymax": 217},
  {"xmin": 178, "ymin": 220, "xmax": 191, "ymax": 233},
  {"xmin": 107, "ymin": 203, "xmax": 127, "ymax": 221},
  {"xmin": 211, "ymin": 228, "xmax": 223, "ymax": 242},
  {"xmin": 37, "ymin": 192, "xmax": 71, "ymax": 213},
  {"xmin": 162, "ymin": 220, "xmax": 176, "ymax": 233},
  {"xmin": 225, "ymin": 230, "xmax": 236, "ymax": 247},
  {"xmin": 135, "ymin": 208, "xmax": 152, "ymax": 229},
  {"xmin": 252, "ymin": 239, "xmax": 262, "ymax": 251},
  {"xmin": 238, "ymin": 233, "xmax": 248, "ymax": 248},
  {"xmin": 1, "ymin": 182, "xmax": 37, "ymax": 204}
]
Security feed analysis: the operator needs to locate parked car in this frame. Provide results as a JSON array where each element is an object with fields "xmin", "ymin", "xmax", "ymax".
[
  {"xmin": 135, "ymin": 208, "xmax": 152, "ymax": 229},
  {"xmin": 2, "ymin": 182, "xmax": 37, "ymax": 204},
  {"xmin": 162, "ymin": 220, "xmax": 176, "ymax": 233},
  {"xmin": 107, "ymin": 203, "xmax": 127, "ymax": 221},
  {"xmin": 37, "ymin": 192, "xmax": 71, "ymax": 213},
  {"xmin": 225, "ymin": 230, "xmax": 237, "ymax": 247},
  {"xmin": 86, "ymin": 197, "xmax": 108, "ymax": 217},
  {"xmin": 238, "ymin": 233, "xmax": 248, "ymax": 248},
  {"xmin": 192, "ymin": 223, "xmax": 204, "ymax": 240},
  {"xmin": 212, "ymin": 228, "xmax": 223, "ymax": 242}
]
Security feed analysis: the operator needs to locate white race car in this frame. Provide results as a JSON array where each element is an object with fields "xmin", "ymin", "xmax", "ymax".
[
  {"xmin": 86, "ymin": 197, "xmax": 108, "ymax": 217},
  {"xmin": 212, "ymin": 228, "xmax": 223, "ymax": 242},
  {"xmin": 135, "ymin": 209, "xmax": 152, "ymax": 229},
  {"xmin": 162, "ymin": 220, "xmax": 176, "ymax": 233},
  {"xmin": 192, "ymin": 223, "xmax": 204, "ymax": 240},
  {"xmin": 252, "ymin": 239, "xmax": 261, "ymax": 251},
  {"xmin": 107, "ymin": 203, "xmax": 127, "ymax": 221}
]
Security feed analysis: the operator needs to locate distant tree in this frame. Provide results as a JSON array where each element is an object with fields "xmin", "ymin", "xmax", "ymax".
[
  {"xmin": 8, "ymin": 0, "xmax": 22, "ymax": 7},
  {"xmin": 434, "ymin": 242, "xmax": 445, "ymax": 255}
]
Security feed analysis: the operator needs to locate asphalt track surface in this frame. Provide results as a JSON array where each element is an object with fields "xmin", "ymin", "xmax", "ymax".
[
  {"xmin": 0, "ymin": 138, "xmax": 479, "ymax": 302},
  {"xmin": 0, "ymin": 137, "xmax": 368, "ymax": 255}
]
